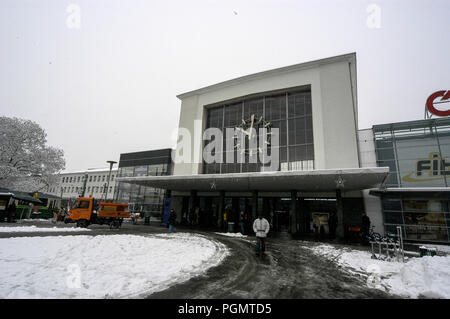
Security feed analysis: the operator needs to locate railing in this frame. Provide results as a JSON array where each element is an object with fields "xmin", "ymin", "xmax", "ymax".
[{"xmin": 369, "ymin": 226, "xmax": 405, "ymax": 262}]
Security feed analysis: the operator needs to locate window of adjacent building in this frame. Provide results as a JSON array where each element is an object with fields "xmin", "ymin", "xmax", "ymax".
[
  {"xmin": 119, "ymin": 167, "xmax": 134, "ymax": 177},
  {"xmin": 89, "ymin": 176, "xmax": 92, "ymax": 182},
  {"xmin": 102, "ymin": 175, "xmax": 106, "ymax": 182},
  {"xmin": 93, "ymin": 176, "xmax": 96, "ymax": 182},
  {"xmin": 134, "ymin": 166, "xmax": 148, "ymax": 177}
]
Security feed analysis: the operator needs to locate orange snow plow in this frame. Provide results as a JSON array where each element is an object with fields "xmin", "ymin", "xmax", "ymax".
[{"xmin": 66, "ymin": 196, "xmax": 129, "ymax": 229}]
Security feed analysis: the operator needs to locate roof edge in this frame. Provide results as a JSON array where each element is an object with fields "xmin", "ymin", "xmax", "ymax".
[{"xmin": 177, "ymin": 52, "xmax": 356, "ymax": 100}]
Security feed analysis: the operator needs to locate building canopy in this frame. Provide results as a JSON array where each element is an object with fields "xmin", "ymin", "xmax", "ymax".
[{"xmin": 117, "ymin": 167, "xmax": 389, "ymax": 192}]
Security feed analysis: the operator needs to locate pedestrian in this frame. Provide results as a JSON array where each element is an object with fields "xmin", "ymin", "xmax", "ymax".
[
  {"xmin": 328, "ymin": 212, "xmax": 337, "ymax": 239},
  {"xmin": 52, "ymin": 207, "xmax": 58, "ymax": 224},
  {"xmin": 7, "ymin": 201, "xmax": 16, "ymax": 223},
  {"xmin": 59, "ymin": 207, "xmax": 65, "ymax": 221},
  {"xmin": 239, "ymin": 211, "xmax": 245, "ymax": 235},
  {"xmin": 313, "ymin": 221, "xmax": 319, "ymax": 241},
  {"xmin": 361, "ymin": 212, "xmax": 371, "ymax": 243},
  {"xmin": 60, "ymin": 207, "xmax": 66, "ymax": 219},
  {"xmin": 188, "ymin": 209, "xmax": 194, "ymax": 226},
  {"xmin": 223, "ymin": 211, "xmax": 228, "ymax": 232},
  {"xmin": 253, "ymin": 213, "xmax": 270, "ymax": 255},
  {"xmin": 168, "ymin": 208, "xmax": 177, "ymax": 233},
  {"xmin": 194, "ymin": 207, "xmax": 199, "ymax": 226}
]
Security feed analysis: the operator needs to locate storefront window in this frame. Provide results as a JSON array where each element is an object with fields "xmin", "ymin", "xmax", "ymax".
[
  {"xmin": 382, "ymin": 198, "xmax": 450, "ymax": 242},
  {"xmin": 119, "ymin": 167, "xmax": 134, "ymax": 177}
]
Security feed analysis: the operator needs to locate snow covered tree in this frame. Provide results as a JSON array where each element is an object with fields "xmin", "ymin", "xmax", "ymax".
[{"xmin": 0, "ymin": 116, "xmax": 65, "ymax": 192}]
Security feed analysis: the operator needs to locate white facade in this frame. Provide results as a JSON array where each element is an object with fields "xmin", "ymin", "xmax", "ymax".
[
  {"xmin": 46, "ymin": 168, "xmax": 118, "ymax": 200},
  {"xmin": 358, "ymin": 128, "xmax": 384, "ymax": 235},
  {"xmin": 174, "ymin": 53, "xmax": 360, "ymax": 176}
]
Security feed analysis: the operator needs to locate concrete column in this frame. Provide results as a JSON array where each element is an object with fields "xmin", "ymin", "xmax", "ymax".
[
  {"xmin": 336, "ymin": 189, "xmax": 344, "ymax": 238},
  {"xmin": 298, "ymin": 197, "xmax": 306, "ymax": 233},
  {"xmin": 217, "ymin": 190, "xmax": 224, "ymax": 229},
  {"xmin": 290, "ymin": 191, "xmax": 297, "ymax": 234},
  {"xmin": 252, "ymin": 190, "xmax": 258, "ymax": 220},
  {"xmin": 189, "ymin": 190, "xmax": 197, "ymax": 211}
]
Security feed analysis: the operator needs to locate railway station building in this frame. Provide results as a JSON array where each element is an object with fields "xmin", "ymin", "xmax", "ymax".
[{"xmin": 117, "ymin": 53, "xmax": 450, "ymax": 243}]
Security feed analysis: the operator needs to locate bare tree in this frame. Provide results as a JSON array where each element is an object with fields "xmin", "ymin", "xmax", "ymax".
[{"xmin": 0, "ymin": 116, "xmax": 65, "ymax": 192}]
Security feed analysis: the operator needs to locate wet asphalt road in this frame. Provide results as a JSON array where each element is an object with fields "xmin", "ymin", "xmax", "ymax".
[
  {"xmin": 1, "ymin": 220, "xmax": 396, "ymax": 299},
  {"xmin": 148, "ymin": 233, "xmax": 395, "ymax": 299}
]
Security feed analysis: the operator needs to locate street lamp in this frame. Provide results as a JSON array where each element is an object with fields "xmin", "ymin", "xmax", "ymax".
[{"xmin": 103, "ymin": 160, "xmax": 117, "ymax": 202}]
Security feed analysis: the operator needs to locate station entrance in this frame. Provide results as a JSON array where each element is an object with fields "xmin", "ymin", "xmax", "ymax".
[
  {"xmin": 118, "ymin": 167, "xmax": 388, "ymax": 238},
  {"xmin": 175, "ymin": 194, "xmax": 364, "ymax": 237}
]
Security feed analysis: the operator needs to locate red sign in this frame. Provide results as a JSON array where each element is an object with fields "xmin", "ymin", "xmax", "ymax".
[{"xmin": 426, "ymin": 91, "xmax": 450, "ymax": 117}]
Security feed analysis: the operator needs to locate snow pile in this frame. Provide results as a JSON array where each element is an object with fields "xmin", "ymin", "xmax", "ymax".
[
  {"xmin": 309, "ymin": 244, "xmax": 450, "ymax": 299},
  {"xmin": 0, "ymin": 226, "xmax": 91, "ymax": 233},
  {"xmin": 0, "ymin": 233, "xmax": 229, "ymax": 298},
  {"xmin": 214, "ymin": 232, "xmax": 248, "ymax": 238},
  {"xmin": 412, "ymin": 243, "xmax": 450, "ymax": 255}
]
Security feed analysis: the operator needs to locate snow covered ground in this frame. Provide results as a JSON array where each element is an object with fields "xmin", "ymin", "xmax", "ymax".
[
  {"xmin": 0, "ymin": 233, "xmax": 229, "ymax": 298},
  {"xmin": 0, "ymin": 226, "xmax": 91, "ymax": 232},
  {"xmin": 19, "ymin": 219, "xmax": 52, "ymax": 222},
  {"xmin": 409, "ymin": 243, "xmax": 450, "ymax": 255},
  {"xmin": 308, "ymin": 243, "xmax": 450, "ymax": 299},
  {"xmin": 214, "ymin": 232, "xmax": 248, "ymax": 238}
]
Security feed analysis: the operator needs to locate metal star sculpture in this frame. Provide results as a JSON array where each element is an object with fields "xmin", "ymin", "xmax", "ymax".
[{"xmin": 335, "ymin": 175, "xmax": 346, "ymax": 189}]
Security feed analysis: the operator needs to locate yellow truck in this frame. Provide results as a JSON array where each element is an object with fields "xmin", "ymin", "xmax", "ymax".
[{"xmin": 65, "ymin": 196, "xmax": 129, "ymax": 229}]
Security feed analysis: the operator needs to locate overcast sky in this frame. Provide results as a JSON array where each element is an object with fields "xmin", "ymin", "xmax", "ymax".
[{"xmin": 1, "ymin": 0, "xmax": 449, "ymax": 172}]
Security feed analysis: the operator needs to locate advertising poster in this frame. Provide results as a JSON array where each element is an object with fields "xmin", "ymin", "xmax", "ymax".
[{"xmin": 395, "ymin": 135, "xmax": 450, "ymax": 187}]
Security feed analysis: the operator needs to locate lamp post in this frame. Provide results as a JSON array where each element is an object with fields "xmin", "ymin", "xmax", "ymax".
[{"xmin": 103, "ymin": 160, "xmax": 117, "ymax": 202}]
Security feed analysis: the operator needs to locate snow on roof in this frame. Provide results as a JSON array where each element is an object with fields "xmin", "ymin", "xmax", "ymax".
[{"xmin": 60, "ymin": 167, "xmax": 118, "ymax": 175}]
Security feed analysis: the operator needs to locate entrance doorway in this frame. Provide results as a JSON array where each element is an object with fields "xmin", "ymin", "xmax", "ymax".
[{"xmin": 272, "ymin": 198, "xmax": 290, "ymax": 232}]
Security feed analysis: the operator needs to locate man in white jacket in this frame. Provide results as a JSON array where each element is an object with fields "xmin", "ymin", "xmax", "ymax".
[{"xmin": 253, "ymin": 214, "xmax": 270, "ymax": 255}]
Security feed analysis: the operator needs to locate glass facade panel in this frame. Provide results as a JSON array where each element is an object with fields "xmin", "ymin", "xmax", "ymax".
[
  {"xmin": 115, "ymin": 156, "xmax": 172, "ymax": 218},
  {"xmin": 265, "ymin": 94, "xmax": 286, "ymax": 121},
  {"xmin": 134, "ymin": 165, "xmax": 148, "ymax": 177},
  {"xmin": 375, "ymin": 119, "xmax": 450, "ymax": 242},
  {"xmin": 203, "ymin": 88, "xmax": 313, "ymax": 174}
]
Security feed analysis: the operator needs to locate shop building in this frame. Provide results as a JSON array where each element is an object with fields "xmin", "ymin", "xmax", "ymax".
[
  {"xmin": 369, "ymin": 118, "xmax": 450, "ymax": 243},
  {"xmin": 114, "ymin": 149, "xmax": 173, "ymax": 220}
]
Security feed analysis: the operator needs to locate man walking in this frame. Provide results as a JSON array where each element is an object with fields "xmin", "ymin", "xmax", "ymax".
[
  {"xmin": 239, "ymin": 211, "xmax": 245, "ymax": 235},
  {"xmin": 168, "ymin": 208, "xmax": 177, "ymax": 233},
  {"xmin": 361, "ymin": 212, "xmax": 371, "ymax": 244},
  {"xmin": 253, "ymin": 213, "xmax": 270, "ymax": 255}
]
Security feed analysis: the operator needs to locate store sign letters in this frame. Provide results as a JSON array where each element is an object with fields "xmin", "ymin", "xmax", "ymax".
[{"xmin": 403, "ymin": 152, "xmax": 450, "ymax": 183}]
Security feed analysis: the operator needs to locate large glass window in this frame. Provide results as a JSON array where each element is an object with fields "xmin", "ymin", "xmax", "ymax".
[
  {"xmin": 203, "ymin": 88, "xmax": 313, "ymax": 174},
  {"xmin": 119, "ymin": 167, "xmax": 134, "ymax": 177},
  {"xmin": 374, "ymin": 120, "xmax": 450, "ymax": 188},
  {"xmin": 134, "ymin": 165, "xmax": 148, "ymax": 177},
  {"xmin": 381, "ymin": 198, "xmax": 450, "ymax": 242},
  {"xmin": 114, "ymin": 163, "xmax": 170, "ymax": 217}
]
